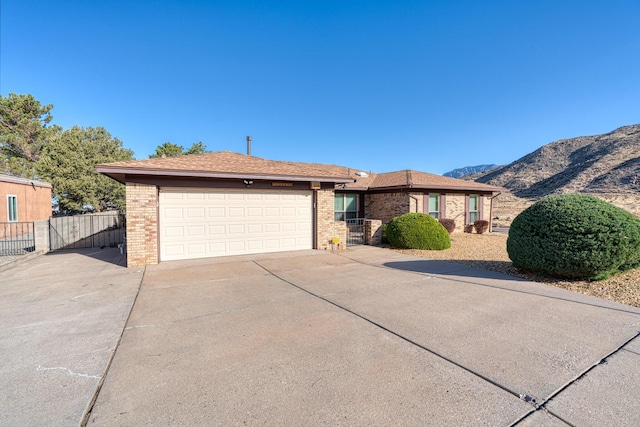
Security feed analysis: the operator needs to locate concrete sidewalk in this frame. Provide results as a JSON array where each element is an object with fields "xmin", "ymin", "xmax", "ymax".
[
  {"xmin": 88, "ymin": 246, "xmax": 640, "ymax": 426},
  {"xmin": 0, "ymin": 248, "xmax": 143, "ymax": 427}
]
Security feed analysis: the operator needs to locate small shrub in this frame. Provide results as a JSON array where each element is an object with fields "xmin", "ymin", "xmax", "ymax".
[
  {"xmin": 386, "ymin": 213, "xmax": 451, "ymax": 250},
  {"xmin": 380, "ymin": 223, "xmax": 388, "ymax": 244},
  {"xmin": 439, "ymin": 218, "xmax": 456, "ymax": 234},
  {"xmin": 507, "ymin": 194, "xmax": 640, "ymax": 280},
  {"xmin": 473, "ymin": 220, "xmax": 489, "ymax": 234}
]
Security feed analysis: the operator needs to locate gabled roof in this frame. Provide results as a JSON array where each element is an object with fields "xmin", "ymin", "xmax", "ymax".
[
  {"xmin": 96, "ymin": 151, "xmax": 502, "ymax": 193},
  {"xmin": 96, "ymin": 151, "xmax": 356, "ymax": 184},
  {"xmin": 347, "ymin": 170, "xmax": 502, "ymax": 192},
  {"xmin": 0, "ymin": 173, "xmax": 52, "ymax": 189}
]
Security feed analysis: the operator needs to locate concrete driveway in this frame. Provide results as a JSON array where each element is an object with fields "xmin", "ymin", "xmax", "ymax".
[
  {"xmin": 0, "ymin": 248, "xmax": 142, "ymax": 427},
  {"xmin": 87, "ymin": 246, "xmax": 640, "ymax": 426},
  {"xmin": 2, "ymin": 247, "xmax": 639, "ymax": 426}
]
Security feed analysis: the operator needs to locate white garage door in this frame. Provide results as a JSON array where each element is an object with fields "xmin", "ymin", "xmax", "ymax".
[{"xmin": 159, "ymin": 188, "xmax": 313, "ymax": 261}]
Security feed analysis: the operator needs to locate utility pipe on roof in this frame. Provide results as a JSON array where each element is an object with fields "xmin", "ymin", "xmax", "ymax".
[{"xmin": 246, "ymin": 136, "xmax": 252, "ymax": 155}]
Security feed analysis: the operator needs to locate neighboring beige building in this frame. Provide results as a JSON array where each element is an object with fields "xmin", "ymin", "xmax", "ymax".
[
  {"xmin": 97, "ymin": 152, "xmax": 502, "ymax": 267},
  {"xmin": 0, "ymin": 174, "xmax": 52, "ymax": 223}
]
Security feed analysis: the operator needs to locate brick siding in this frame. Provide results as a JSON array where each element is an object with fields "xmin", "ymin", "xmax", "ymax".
[
  {"xmin": 126, "ymin": 182, "xmax": 158, "ymax": 267},
  {"xmin": 365, "ymin": 191, "xmax": 493, "ymax": 233},
  {"xmin": 315, "ymin": 188, "xmax": 347, "ymax": 251}
]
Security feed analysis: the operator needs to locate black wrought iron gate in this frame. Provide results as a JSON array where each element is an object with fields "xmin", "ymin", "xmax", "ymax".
[{"xmin": 346, "ymin": 218, "xmax": 364, "ymax": 246}]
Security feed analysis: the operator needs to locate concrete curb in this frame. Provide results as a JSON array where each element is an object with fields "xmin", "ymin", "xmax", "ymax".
[
  {"xmin": 0, "ymin": 250, "xmax": 46, "ymax": 273},
  {"xmin": 80, "ymin": 267, "xmax": 146, "ymax": 427}
]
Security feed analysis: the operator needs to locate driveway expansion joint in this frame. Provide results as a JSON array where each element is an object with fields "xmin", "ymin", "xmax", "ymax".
[
  {"xmin": 253, "ymin": 260, "xmax": 532, "ymax": 408},
  {"xmin": 511, "ymin": 330, "xmax": 640, "ymax": 426}
]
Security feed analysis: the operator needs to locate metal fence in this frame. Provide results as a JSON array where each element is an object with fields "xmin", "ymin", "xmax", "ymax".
[
  {"xmin": 49, "ymin": 212, "xmax": 126, "ymax": 251},
  {"xmin": 346, "ymin": 218, "xmax": 364, "ymax": 246},
  {"xmin": 0, "ymin": 222, "xmax": 35, "ymax": 256}
]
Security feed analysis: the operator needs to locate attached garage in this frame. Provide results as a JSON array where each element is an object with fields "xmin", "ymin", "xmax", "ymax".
[
  {"xmin": 159, "ymin": 188, "xmax": 313, "ymax": 261},
  {"xmin": 98, "ymin": 151, "xmax": 505, "ymax": 268}
]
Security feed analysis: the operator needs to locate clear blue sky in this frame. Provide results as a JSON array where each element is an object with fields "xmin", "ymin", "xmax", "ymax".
[{"xmin": 2, "ymin": 0, "xmax": 639, "ymax": 174}]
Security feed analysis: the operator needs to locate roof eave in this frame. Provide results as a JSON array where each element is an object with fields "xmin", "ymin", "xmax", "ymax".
[{"xmin": 0, "ymin": 174, "xmax": 52, "ymax": 189}]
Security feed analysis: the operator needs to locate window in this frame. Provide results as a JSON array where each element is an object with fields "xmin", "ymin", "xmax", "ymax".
[
  {"xmin": 427, "ymin": 194, "xmax": 439, "ymax": 219},
  {"xmin": 334, "ymin": 193, "xmax": 358, "ymax": 221},
  {"xmin": 7, "ymin": 195, "xmax": 18, "ymax": 222},
  {"xmin": 468, "ymin": 194, "xmax": 479, "ymax": 224}
]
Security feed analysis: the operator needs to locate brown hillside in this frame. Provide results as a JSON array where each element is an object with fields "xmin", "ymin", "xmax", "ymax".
[
  {"xmin": 475, "ymin": 124, "xmax": 640, "ymax": 197},
  {"xmin": 470, "ymin": 125, "xmax": 640, "ymax": 220}
]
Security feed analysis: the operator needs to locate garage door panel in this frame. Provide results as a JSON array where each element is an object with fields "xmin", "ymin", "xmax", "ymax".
[
  {"xmin": 247, "ymin": 224, "xmax": 263, "ymax": 233},
  {"xmin": 186, "ymin": 243, "xmax": 206, "ymax": 255},
  {"xmin": 163, "ymin": 244, "xmax": 185, "ymax": 257},
  {"xmin": 208, "ymin": 207, "xmax": 225, "ymax": 217},
  {"xmin": 186, "ymin": 192, "xmax": 205, "ymax": 200},
  {"xmin": 281, "ymin": 237, "xmax": 297, "ymax": 247},
  {"xmin": 187, "ymin": 226, "xmax": 205, "ymax": 237},
  {"xmin": 228, "ymin": 224, "xmax": 245, "ymax": 234},
  {"xmin": 281, "ymin": 222, "xmax": 297, "ymax": 232},
  {"xmin": 247, "ymin": 240, "xmax": 264, "ymax": 250},
  {"xmin": 281, "ymin": 207, "xmax": 297, "ymax": 216},
  {"xmin": 186, "ymin": 207, "xmax": 205, "ymax": 219},
  {"xmin": 264, "ymin": 239, "xmax": 280, "ymax": 249},
  {"xmin": 164, "ymin": 226, "xmax": 184, "ymax": 238},
  {"xmin": 228, "ymin": 241, "xmax": 246, "ymax": 252},
  {"xmin": 209, "ymin": 225, "xmax": 225, "ymax": 236},
  {"xmin": 160, "ymin": 188, "xmax": 312, "ymax": 261},
  {"xmin": 164, "ymin": 208, "xmax": 184, "ymax": 219},
  {"xmin": 264, "ymin": 223, "xmax": 280, "ymax": 233},
  {"xmin": 208, "ymin": 242, "xmax": 226, "ymax": 254}
]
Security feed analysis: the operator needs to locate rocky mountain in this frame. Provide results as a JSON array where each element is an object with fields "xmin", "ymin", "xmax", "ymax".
[
  {"xmin": 443, "ymin": 164, "xmax": 500, "ymax": 178},
  {"xmin": 471, "ymin": 125, "xmax": 640, "ymax": 199}
]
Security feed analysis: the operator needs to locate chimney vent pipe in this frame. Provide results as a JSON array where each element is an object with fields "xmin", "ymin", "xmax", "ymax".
[{"xmin": 246, "ymin": 136, "xmax": 252, "ymax": 155}]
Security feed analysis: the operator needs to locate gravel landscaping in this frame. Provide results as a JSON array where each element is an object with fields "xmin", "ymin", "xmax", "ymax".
[{"xmin": 393, "ymin": 232, "xmax": 640, "ymax": 309}]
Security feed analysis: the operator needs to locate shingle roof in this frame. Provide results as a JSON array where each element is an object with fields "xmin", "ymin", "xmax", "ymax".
[
  {"xmin": 97, "ymin": 151, "xmax": 502, "ymax": 193},
  {"xmin": 97, "ymin": 151, "xmax": 356, "ymax": 183},
  {"xmin": 352, "ymin": 170, "xmax": 502, "ymax": 192}
]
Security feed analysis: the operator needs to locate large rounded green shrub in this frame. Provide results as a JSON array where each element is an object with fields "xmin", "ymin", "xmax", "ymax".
[
  {"xmin": 386, "ymin": 213, "xmax": 451, "ymax": 250},
  {"xmin": 507, "ymin": 194, "xmax": 640, "ymax": 280}
]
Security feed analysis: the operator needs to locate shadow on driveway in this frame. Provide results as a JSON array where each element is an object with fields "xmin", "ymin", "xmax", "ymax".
[
  {"xmin": 44, "ymin": 247, "xmax": 127, "ymax": 267},
  {"xmin": 383, "ymin": 259, "xmax": 529, "ymax": 281}
]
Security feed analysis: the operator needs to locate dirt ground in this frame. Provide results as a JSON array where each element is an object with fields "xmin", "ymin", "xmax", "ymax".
[{"xmin": 394, "ymin": 232, "xmax": 640, "ymax": 309}]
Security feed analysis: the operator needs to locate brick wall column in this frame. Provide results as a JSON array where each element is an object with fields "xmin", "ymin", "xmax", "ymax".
[
  {"xmin": 315, "ymin": 188, "xmax": 347, "ymax": 251},
  {"xmin": 126, "ymin": 182, "xmax": 158, "ymax": 267},
  {"xmin": 445, "ymin": 193, "xmax": 467, "ymax": 233},
  {"xmin": 34, "ymin": 219, "xmax": 49, "ymax": 253},
  {"xmin": 364, "ymin": 219, "xmax": 382, "ymax": 245}
]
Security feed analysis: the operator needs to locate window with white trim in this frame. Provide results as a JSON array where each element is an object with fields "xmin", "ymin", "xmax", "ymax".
[
  {"xmin": 7, "ymin": 195, "xmax": 18, "ymax": 222},
  {"xmin": 427, "ymin": 194, "xmax": 439, "ymax": 219},
  {"xmin": 468, "ymin": 194, "xmax": 479, "ymax": 224},
  {"xmin": 334, "ymin": 193, "xmax": 358, "ymax": 221}
]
